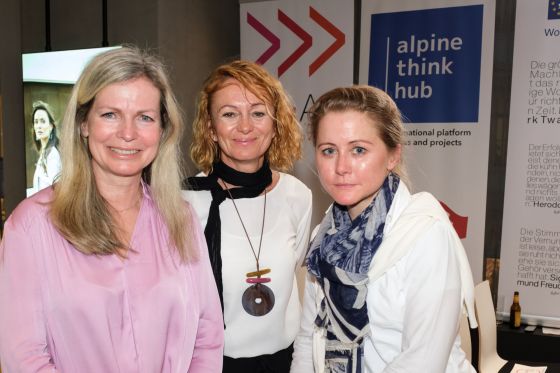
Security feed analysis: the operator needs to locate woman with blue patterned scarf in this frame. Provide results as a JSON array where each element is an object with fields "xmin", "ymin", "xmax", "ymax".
[{"xmin": 291, "ymin": 86, "xmax": 476, "ymax": 373}]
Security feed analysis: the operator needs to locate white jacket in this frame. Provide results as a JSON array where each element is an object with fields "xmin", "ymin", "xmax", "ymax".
[{"xmin": 291, "ymin": 183, "xmax": 476, "ymax": 373}]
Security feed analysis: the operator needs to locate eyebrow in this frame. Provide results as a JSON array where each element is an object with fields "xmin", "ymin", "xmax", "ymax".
[
  {"xmin": 216, "ymin": 102, "xmax": 266, "ymax": 111},
  {"xmin": 95, "ymin": 106, "xmax": 159, "ymax": 114},
  {"xmin": 317, "ymin": 139, "xmax": 374, "ymax": 146},
  {"xmin": 349, "ymin": 139, "xmax": 374, "ymax": 145}
]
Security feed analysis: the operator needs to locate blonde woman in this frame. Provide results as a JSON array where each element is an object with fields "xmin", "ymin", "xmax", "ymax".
[
  {"xmin": 291, "ymin": 86, "xmax": 476, "ymax": 373},
  {"xmin": 0, "ymin": 47, "xmax": 223, "ymax": 372}
]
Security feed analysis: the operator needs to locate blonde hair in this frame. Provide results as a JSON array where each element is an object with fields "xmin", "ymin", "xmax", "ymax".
[
  {"xmin": 50, "ymin": 46, "xmax": 195, "ymax": 261},
  {"xmin": 190, "ymin": 60, "xmax": 302, "ymax": 173},
  {"xmin": 308, "ymin": 85, "xmax": 408, "ymax": 181}
]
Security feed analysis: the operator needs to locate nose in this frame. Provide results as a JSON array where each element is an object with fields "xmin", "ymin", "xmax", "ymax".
[
  {"xmin": 236, "ymin": 114, "xmax": 253, "ymax": 134},
  {"xmin": 335, "ymin": 153, "xmax": 351, "ymax": 175},
  {"xmin": 117, "ymin": 118, "xmax": 137, "ymax": 141}
]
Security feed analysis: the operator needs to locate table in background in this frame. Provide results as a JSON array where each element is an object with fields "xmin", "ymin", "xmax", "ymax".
[
  {"xmin": 499, "ymin": 361, "xmax": 560, "ymax": 373},
  {"xmin": 497, "ymin": 323, "xmax": 560, "ymax": 372}
]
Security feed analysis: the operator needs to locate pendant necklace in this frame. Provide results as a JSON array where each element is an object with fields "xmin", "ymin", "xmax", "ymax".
[{"xmin": 222, "ymin": 180, "xmax": 275, "ymax": 317}]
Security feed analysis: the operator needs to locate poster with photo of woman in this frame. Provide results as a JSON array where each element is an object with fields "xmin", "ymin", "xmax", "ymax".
[
  {"xmin": 24, "ymin": 91, "xmax": 67, "ymax": 196},
  {"xmin": 22, "ymin": 46, "xmax": 119, "ymax": 197}
]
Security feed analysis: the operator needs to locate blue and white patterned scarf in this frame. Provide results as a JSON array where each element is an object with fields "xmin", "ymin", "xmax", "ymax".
[{"xmin": 307, "ymin": 173, "xmax": 399, "ymax": 373}]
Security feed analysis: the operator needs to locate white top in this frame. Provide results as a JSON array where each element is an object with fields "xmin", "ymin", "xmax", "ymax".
[
  {"xmin": 291, "ymin": 183, "xmax": 476, "ymax": 373},
  {"xmin": 29, "ymin": 147, "xmax": 61, "ymax": 197},
  {"xmin": 182, "ymin": 172, "xmax": 312, "ymax": 358}
]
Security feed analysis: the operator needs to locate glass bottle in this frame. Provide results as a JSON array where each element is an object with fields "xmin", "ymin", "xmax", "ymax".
[{"xmin": 509, "ymin": 291, "xmax": 521, "ymax": 328}]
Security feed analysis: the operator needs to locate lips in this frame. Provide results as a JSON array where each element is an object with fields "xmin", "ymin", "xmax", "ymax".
[
  {"xmin": 333, "ymin": 183, "xmax": 355, "ymax": 189},
  {"xmin": 234, "ymin": 138, "xmax": 256, "ymax": 145}
]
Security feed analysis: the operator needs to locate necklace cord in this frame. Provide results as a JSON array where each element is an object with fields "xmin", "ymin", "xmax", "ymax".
[
  {"xmin": 221, "ymin": 180, "xmax": 267, "ymax": 272},
  {"xmin": 108, "ymin": 189, "xmax": 142, "ymax": 214}
]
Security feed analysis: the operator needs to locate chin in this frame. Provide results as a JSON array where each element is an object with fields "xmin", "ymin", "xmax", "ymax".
[
  {"xmin": 332, "ymin": 196, "xmax": 356, "ymax": 207},
  {"xmin": 108, "ymin": 168, "xmax": 145, "ymax": 178}
]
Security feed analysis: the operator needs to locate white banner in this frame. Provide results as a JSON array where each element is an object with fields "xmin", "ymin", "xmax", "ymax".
[
  {"xmin": 240, "ymin": 0, "xmax": 355, "ymax": 222},
  {"xmin": 497, "ymin": 0, "xmax": 560, "ymax": 327},
  {"xmin": 358, "ymin": 0, "xmax": 496, "ymax": 283}
]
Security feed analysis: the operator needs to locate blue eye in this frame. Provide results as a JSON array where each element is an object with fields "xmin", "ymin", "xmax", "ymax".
[
  {"xmin": 321, "ymin": 148, "xmax": 336, "ymax": 156},
  {"xmin": 353, "ymin": 146, "xmax": 366, "ymax": 155},
  {"xmin": 101, "ymin": 112, "xmax": 116, "ymax": 119},
  {"xmin": 140, "ymin": 114, "xmax": 154, "ymax": 122}
]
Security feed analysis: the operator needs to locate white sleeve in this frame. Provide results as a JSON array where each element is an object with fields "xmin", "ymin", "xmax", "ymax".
[
  {"xmin": 294, "ymin": 190, "xmax": 312, "ymax": 266},
  {"xmin": 383, "ymin": 222, "xmax": 462, "ymax": 373},
  {"xmin": 45, "ymin": 149, "xmax": 61, "ymax": 184},
  {"xmin": 291, "ymin": 272, "xmax": 316, "ymax": 372}
]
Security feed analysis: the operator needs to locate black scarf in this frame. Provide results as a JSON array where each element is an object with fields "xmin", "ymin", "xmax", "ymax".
[{"xmin": 184, "ymin": 161, "xmax": 272, "ymax": 314}]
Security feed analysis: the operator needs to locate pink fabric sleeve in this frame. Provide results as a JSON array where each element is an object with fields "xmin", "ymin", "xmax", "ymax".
[
  {"xmin": 187, "ymin": 206, "xmax": 224, "ymax": 372},
  {"xmin": 0, "ymin": 215, "xmax": 59, "ymax": 372}
]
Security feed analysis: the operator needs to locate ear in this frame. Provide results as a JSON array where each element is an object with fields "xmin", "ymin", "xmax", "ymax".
[
  {"xmin": 80, "ymin": 121, "xmax": 89, "ymax": 138},
  {"xmin": 208, "ymin": 119, "xmax": 217, "ymax": 142},
  {"xmin": 387, "ymin": 144, "xmax": 402, "ymax": 171}
]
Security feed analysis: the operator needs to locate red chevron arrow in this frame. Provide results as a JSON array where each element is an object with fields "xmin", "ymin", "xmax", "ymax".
[
  {"xmin": 247, "ymin": 12, "xmax": 280, "ymax": 65},
  {"xmin": 439, "ymin": 201, "xmax": 468, "ymax": 239},
  {"xmin": 278, "ymin": 10, "xmax": 312, "ymax": 77},
  {"xmin": 309, "ymin": 7, "xmax": 345, "ymax": 76}
]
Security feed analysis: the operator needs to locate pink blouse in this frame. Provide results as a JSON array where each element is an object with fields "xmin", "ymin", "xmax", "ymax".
[{"xmin": 0, "ymin": 186, "xmax": 224, "ymax": 372}]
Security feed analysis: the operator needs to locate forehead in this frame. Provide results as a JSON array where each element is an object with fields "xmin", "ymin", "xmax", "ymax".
[
  {"xmin": 34, "ymin": 109, "xmax": 50, "ymax": 119},
  {"xmin": 94, "ymin": 76, "xmax": 161, "ymax": 105},
  {"xmin": 212, "ymin": 78, "xmax": 267, "ymax": 105},
  {"xmin": 317, "ymin": 110, "xmax": 380, "ymax": 139}
]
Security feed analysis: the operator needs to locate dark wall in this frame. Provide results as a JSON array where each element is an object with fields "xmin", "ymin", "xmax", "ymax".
[
  {"xmin": 0, "ymin": 0, "xmax": 240, "ymax": 216},
  {"xmin": 0, "ymin": 0, "xmax": 25, "ymax": 215}
]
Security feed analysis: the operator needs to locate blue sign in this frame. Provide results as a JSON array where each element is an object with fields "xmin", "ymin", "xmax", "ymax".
[
  {"xmin": 368, "ymin": 5, "xmax": 483, "ymax": 123},
  {"xmin": 549, "ymin": 1, "xmax": 560, "ymax": 20}
]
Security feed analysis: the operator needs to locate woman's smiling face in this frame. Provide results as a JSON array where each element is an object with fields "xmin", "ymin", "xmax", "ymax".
[
  {"xmin": 209, "ymin": 78, "xmax": 275, "ymax": 173},
  {"xmin": 80, "ymin": 76, "xmax": 162, "ymax": 185}
]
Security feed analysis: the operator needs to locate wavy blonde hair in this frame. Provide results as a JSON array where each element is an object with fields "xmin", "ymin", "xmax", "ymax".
[
  {"xmin": 190, "ymin": 60, "xmax": 302, "ymax": 173},
  {"xmin": 50, "ymin": 46, "xmax": 195, "ymax": 261},
  {"xmin": 308, "ymin": 85, "xmax": 408, "ymax": 182}
]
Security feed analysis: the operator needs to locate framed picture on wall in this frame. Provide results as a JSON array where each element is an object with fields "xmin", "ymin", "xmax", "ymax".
[{"xmin": 22, "ymin": 46, "xmax": 120, "ymax": 197}]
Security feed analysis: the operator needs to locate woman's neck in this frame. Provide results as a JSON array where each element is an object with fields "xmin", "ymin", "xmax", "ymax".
[
  {"xmin": 40, "ymin": 138, "xmax": 49, "ymax": 152},
  {"xmin": 96, "ymin": 177, "xmax": 143, "ymax": 213},
  {"xmin": 221, "ymin": 158, "xmax": 264, "ymax": 174}
]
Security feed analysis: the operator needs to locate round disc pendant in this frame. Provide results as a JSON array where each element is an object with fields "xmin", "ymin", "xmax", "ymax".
[{"xmin": 242, "ymin": 283, "xmax": 275, "ymax": 316}]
